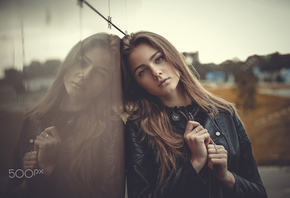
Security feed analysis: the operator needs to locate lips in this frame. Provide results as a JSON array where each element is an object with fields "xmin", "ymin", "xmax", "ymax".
[
  {"xmin": 72, "ymin": 82, "xmax": 85, "ymax": 89},
  {"xmin": 158, "ymin": 78, "xmax": 170, "ymax": 87}
]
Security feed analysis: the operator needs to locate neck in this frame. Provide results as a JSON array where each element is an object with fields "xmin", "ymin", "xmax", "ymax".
[
  {"xmin": 59, "ymin": 95, "xmax": 86, "ymax": 112},
  {"xmin": 159, "ymin": 84, "xmax": 191, "ymax": 107}
]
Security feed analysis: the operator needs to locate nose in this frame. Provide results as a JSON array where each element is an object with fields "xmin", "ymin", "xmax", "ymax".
[
  {"xmin": 78, "ymin": 67, "xmax": 92, "ymax": 82},
  {"xmin": 151, "ymin": 66, "xmax": 162, "ymax": 79}
]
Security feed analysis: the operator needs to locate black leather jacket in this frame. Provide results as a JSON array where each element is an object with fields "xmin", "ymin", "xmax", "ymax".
[{"xmin": 125, "ymin": 104, "xmax": 267, "ymax": 198}]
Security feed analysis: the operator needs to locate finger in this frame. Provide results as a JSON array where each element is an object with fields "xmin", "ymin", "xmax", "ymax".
[
  {"xmin": 44, "ymin": 126, "xmax": 60, "ymax": 139},
  {"xmin": 208, "ymin": 153, "xmax": 227, "ymax": 160},
  {"xmin": 23, "ymin": 160, "xmax": 37, "ymax": 166},
  {"xmin": 34, "ymin": 139, "xmax": 45, "ymax": 148},
  {"xmin": 193, "ymin": 125, "xmax": 204, "ymax": 133},
  {"xmin": 40, "ymin": 131, "xmax": 50, "ymax": 139},
  {"xmin": 23, "ymin": 152, "xmax": 31, "ymax": 158},
  {"xmin": 28, "ymin": 153, "xmax": 38, "ymax": 160},
  {"xmin": 205, "ymin": 139, "xmax": 211, "ymax": 147},
  {"xmin": 208, "ymin": 158, "xmax": 223, "ymax": 170},
  {"xmin": 184, "ymin": 121, "xmax": 200, "ymax": 135},
  {"xmin": 194, "ymin": 128, "xmax": 207, "ymax": 135},
  {"xmin": 208, "ymin": 158, "xmax": 227, "ymax": 168},
  {"xmin": 34, "ymin": 143, "xmax": 39, "ymax": 151},
  {"xmin": 207, "ymin": 144, "xmax": 217, "ymax": 153},
  {"xmin": 204, "ymin": 134, "xmax": 211, "ymax": 146},
  {"xmin": 212, "ymin": 145, "xmax": 225, "ymax": 149},
  {"xmin": 209, "ymin": 147, "xmax": 227, "ymax": 153},
  {"xmin": 208, "ymin": 148, "xmax": 217, "ymax": 154},
  {"xmin": 196, "ymin": 132, "xmax": 210, "ymax": 143},
  {"xmin": 208, "ymin": 144, "xmax": 226, "ymax": 150},
  {"xmin": 24, "ymin": 153, "xmax": 38, "ymax": 161},
  {"xmin": 23, "ymin": 154, "xmax": 29, "ymax": 161},
  {"xmin": 208, "ymin": 148, "xmax": 227, "ymax": 154},
  {"xmin": 23, "ymin": 162, "xmax": 38, "ymax": 170},
  {"xmin": 24, "ymin": 164, "xmax": 37, "ymax": 170},
  {"xmin": 37, "ymin": 135, "xmax": 48, "ymax": 142},
  {"xmin": 208, "ymin": 144, "xmax": 220, "ymax": 150},
  {"xmin": 193, "ymin": 129, "xmax": 212, "ymax": 146},
  {"xmin": 187, "ymin": 130, "xmax": 208, "ymax": 140},
  {"xmin": 23, "ymin": 151, "xmax": 35, "ymax": 160},
  {"xmin": 208, "ymin": 159, "xmax": 217, "ymax": 170},
  {"xmin": 198, "ymin": 129, "xmax": 211, "ymax": 146}
]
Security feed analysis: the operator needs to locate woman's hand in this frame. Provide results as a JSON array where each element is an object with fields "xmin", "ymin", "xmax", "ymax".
[
  {"xmin": 34, "ymin": 126, "xmax": 62, "ymax": 177},
  {"xmin": 184, "ymin": 121, "xmax": 211, "ymax": 173},
  {"xmin": 207, "ymin": 144, "xmax": 235, "ymax": 188},
  {"xmin": 22, "ymin": 151, "xmax": 38, "ymax": 170}
]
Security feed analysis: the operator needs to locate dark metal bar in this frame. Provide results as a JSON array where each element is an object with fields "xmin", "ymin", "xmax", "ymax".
[{"xmin": 78, "ymin": 0, "xmax": 126, "ymax": 36}]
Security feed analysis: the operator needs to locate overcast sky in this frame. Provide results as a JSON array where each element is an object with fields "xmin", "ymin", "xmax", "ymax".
[{"xmin": 0, "ymin": 0, "xmax": 290, "ymax": 78}]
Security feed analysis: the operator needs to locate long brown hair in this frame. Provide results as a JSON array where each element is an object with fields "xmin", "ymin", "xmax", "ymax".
[
  {"xmin": 27, "ymin": 33, "xmax": 123, "ymax": 195},
  {"xmin": 121, "ymin": 31, "xmax": 234, "ymax": 190}
]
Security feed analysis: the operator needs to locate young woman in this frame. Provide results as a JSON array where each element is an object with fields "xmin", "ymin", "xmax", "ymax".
[
  {"xmin": 5, "ymin": 33, "xmax": 125, "ymax": 198},
  {"xmin": 121, "ymin": 31, "xmax": 267, "ymax": 198}
]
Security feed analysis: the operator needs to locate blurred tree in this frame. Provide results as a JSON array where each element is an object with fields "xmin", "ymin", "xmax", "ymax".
[
  {"xmin": 43, "ymin": 59, "xmax": 61, "ymax": 75},
  {"xmin": 23, "ymin": 59, "xmax": 61, "ymax": 79},
  {"xmin": 4, "ymin": 68, "xmax": 25, "ymax": 94},
  {"xmin": 23, "ymin": 60, "xmax": 42, "ymax": 78},
  {"xmin": 234, "ymin": 67, "xmax": 258, "ymax": 111},
  {"xmin": 276, "ymin": 74, "xmax": 284, "ymax": 83}
]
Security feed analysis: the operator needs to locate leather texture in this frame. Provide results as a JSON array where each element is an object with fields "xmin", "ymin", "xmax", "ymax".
[{"xmin": 125, "ymin": 105, "xmax": 267, "ymax": 198}]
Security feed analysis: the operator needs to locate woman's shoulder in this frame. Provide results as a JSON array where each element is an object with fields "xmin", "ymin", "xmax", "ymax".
[
  {"xmin": 123, "ymin": 111, "xmax": 145, "ymax": 140},
  {"xmin": 214, "ymin": 105, "xmax": 245, "ymax": 132},
  {"xmin": 14, "ymin": 115, "xmax": 42, "ymax": 151},
  {"xmin": 124, "ymin": 109, "xmax": 142, "ymax": 125},
  {"xmin": 125, "ymin": 117, "xmax": 141, "ymax": 133},
  {"xmin": 22, "ymin": 115, "xmax": 41, "ymax": 129},
  {"xmin": 212, "ymin": 103, "xmax": 236, "ymax": 116}
]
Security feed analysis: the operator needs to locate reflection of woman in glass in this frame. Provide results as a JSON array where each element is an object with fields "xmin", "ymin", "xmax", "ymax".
[
  {"xmin": 5, "ymin": 33, "xmax": 125, "ymax": 198},
  {"xmin": 121, "ymin": 31, "xmax": 267, "ymax": 198}
]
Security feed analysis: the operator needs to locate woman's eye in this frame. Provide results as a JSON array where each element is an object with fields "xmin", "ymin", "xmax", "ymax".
[
  {"xmin": 93, "ymin": 67, "xmax": 107, "ymax": 77},
  {"xmin": 82, "ymin": 61, "xmax": 89, "ymax": 68},
  {"xmin": 78, "ymin": 60, "xmax": 86, "ymax": 67},
  {"xmin": 78, "ymin": 57, "xmax": 88, "ymax": 68},
  {"xmin": 138, "ymin": 69, "xmax": 146, "ymax": 76},
  {"xmin": 156, "ymin": 56, "xmax": 163, "ymax": 63},
  {"xmin": 95, "ymin": 70, "xmax": 105, "ymax": 77}
]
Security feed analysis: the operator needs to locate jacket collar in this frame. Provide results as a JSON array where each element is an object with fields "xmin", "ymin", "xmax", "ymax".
[{"xmin": 165, "ymin": 103, "xmax": 223, "ymax": 143}]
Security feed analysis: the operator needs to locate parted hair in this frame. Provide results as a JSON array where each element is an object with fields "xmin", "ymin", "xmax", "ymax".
[{"xmin": 121, "ymin": 31, "xmax": 234, "ymax": 190}]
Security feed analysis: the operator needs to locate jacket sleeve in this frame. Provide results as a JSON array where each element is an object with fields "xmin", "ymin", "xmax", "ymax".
[
  {"xmin": 4, "ymin": 118, "xmax": 37, "ymax": 198},
  {"xmin": 125, "ymin": 120, "xmax": 208, "ymax": 198},
  {"xmin": 26, "ymin": 121, "xmax": 126, "ymax": 198},
  {"xmin": 231, "ymin": 112, "xmax": 267, "ymax": 198},
  {"xmin": 4, "ymin": 138, "xmax": 26, "ymax": 198},
  {"xmin": 4, "ymin": 118, "xmax": 82, "ymax": 198},
  {"xmin": 4, "ymin": 118, "xmax": 62, "ymax": 198}
]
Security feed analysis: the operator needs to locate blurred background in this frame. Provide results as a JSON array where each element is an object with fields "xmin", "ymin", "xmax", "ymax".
[{"xmin": 0, "ymin": 0, "xmax": 290, "ymax": 197}]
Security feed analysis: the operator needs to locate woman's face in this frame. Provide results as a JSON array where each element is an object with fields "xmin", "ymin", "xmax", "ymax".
[
  {"xmin": 128, "ymin": 43, "xmax": 181, "ymax": 101},
  {"xmin": 64, "ymin": 46, "xmax": 111, "ymax": 103}
]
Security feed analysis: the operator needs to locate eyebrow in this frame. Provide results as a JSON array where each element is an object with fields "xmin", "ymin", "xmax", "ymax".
[
  {"xmin": 82, "ymin": 55, "xmax": 91, "ymax": 64},
  {"xmin": 82, "ymin": 55, "xmax": 109, "ymax": 72},
  {"xmin": 133, "ymin": 51, "xmax": 161, "ymax": 75},
  {"xmin": 96, "ymin": 66, "xmax": 109, "ymax": 73}
]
